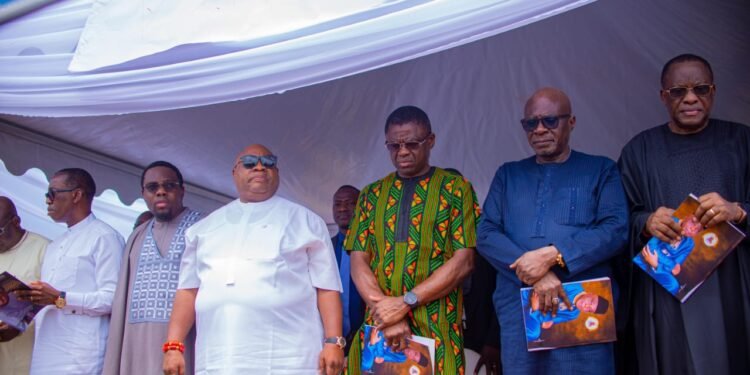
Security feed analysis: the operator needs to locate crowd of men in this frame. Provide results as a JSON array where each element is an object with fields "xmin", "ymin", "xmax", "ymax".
[{"xmin": 0, "ymin": 53, "xmax": 748, "ymax": 375}]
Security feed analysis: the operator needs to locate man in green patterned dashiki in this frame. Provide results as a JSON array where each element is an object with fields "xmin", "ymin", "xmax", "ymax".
[{"xmin": 344, "ymin": 105, "xmax": 480, "ymax": 375}]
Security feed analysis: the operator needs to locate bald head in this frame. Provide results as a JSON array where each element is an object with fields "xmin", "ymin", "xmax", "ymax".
[
  {"xmin": 523, "ymin": 87, "xmax": 576, "ymax": 164},
  {"xmin": 0, "ymin": 196, "xmax": 17, "ymax": 218},
  {"xmin": 524, "ymin": 87, "xmax": 572, "ymax": 117},
  {"xmin": 232, "ymin": 144, "xmax": 280, "ymax": 203},
  {"xmin": 0, "ymin": 196, "xmax": 25, "ymax": 253}
]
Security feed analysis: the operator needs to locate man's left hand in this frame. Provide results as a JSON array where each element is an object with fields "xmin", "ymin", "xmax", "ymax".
[
  {"xmin": 695, "ymin": 192, "xmax": 743, "ymax": 227},
  {"xmin": 510, "ymin": 246, "xmax": 558, "ymax": 285},
  {"xmin": 14, "ymin": 281, "xmax": 60, "ymax": 306},
  {"xmin": 318, "ymin": 343, "xmax": 344, "ymax": 375},
  {"xmin": 369, "ymin": 295, "xmax": 410, "ymax": 329},
  {"xmin": 0, "ymin": 321, "xmax": 21, "ymax": 342},
  {"xmin": 474, "ymin": 344, "xmax": 500, "ymax": 375}
]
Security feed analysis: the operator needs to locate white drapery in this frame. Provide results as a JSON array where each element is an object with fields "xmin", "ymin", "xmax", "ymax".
[{"xmin": 0, "ymin": 0, "xmax": 595, "ymax": 116}]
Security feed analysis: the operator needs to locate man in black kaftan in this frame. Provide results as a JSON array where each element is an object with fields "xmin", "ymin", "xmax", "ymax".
[{"xmin": 618, "ymin": 54, "xmax": 750, "ymax": 375}]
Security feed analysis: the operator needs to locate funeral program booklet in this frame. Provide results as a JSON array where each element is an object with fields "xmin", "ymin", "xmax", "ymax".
[
  {"xmin": 520, "ymin": 277, "xmax": 616, "ymax": 352},
  {"xmin": 632, "ymin": 194, "xmax": 746, "ymax": 303},
  {"xmin": 361, "ymin": 324, "xmax": 435, "ymax": 375},
  {"xmin": 0, "ymin": 271, "xmax": 42, "ymax": 331}
]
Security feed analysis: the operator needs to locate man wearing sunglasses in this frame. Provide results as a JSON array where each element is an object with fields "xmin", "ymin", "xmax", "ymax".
[
  {"xmin": 0, "ymin": 197, "xmax": 48, "ymax": 375},
  {"xmin": 619, "ymin": 54, "xmax": 750, "ymax": 375},
  {"xmin": 104, "ymin": 161, "xmax": 202, "ymax": 375},
  {"xmin": 16, "ymin": 168, "xmax": 124, "ymax": 375},
  {"xmin": 163, "ymin": 144, "xmax": 344, "ymax": 375},
  {"xmin": 344, "ymin": 106, "xmax": 481, "ymax": 374},
  {"xmin": 477, "ymin": 88, "xmax": 628, "ymax": 374}
]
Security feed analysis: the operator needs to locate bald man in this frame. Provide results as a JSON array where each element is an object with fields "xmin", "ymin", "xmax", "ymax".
[
  {"xmin": 476, "ymin": 88, "xmax": 628, "ymax": 374},
  {"xmin": 0, "ymin": 197, "xmax": 48, "ymax": 375},
  {"xmin": 163, "ymin": 144, "xmax": 344, "ymax": 375}
]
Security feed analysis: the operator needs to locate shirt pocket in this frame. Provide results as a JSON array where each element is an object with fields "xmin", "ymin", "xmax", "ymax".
[
  {"xmin": 553, "ymin": 187, "xmax": 596, "ymax": 226},
  {"xmin": 53, "ymin": 256, "xmax": 80, "ymax": 290}
]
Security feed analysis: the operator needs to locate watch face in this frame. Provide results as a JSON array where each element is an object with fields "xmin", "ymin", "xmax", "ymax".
[
  {"xmin": 404, "ymin": 292, "xmax": 418, "ymax": 306},
  {"xmin": 55, "ymin": 298, "xmax": 66, "ymax": 309}
]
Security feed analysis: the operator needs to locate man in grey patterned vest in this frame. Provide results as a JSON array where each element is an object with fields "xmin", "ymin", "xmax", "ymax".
[{"xmin": 103, "ymin": 161, "xmax": 202, "ymax": 375}]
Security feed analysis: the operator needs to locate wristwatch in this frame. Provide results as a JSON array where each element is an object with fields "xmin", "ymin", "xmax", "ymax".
[
  {"xmin": 324, "ymin": 336, "xmax": 346, "ymax": 350},
  {"xmin": 54, "ymin": 291, "xmax": 66, "ymax": 309},
  {"xmin": 403, "ymin": 291, "xmax": 419, "ymax": 308}
]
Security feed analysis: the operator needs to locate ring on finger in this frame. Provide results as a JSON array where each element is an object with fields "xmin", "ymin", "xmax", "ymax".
[{"xmin": 709, "ymin": 208, "xmax": 717, "ymax": 216}]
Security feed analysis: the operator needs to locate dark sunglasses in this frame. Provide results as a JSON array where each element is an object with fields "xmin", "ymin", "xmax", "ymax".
[
  {"xmin": 0, "ymin": 216, "xmax": 16, "ymax": 236},
  {"xmin": 385, "ymin": 133, "xmax": 432, "ymax": 153},
  {"xmin": 520, "ymin": 114, "xmax": 571, "ymax": 132},
  {"xmin": 662, "ymin": 84, "xmax": 714, "ymax": 99},
  {"xmin": 239, "ymin": 154, "xmax": 278, "ymax": 169},
  {"xmin": 45, "ymin": 187, "xmax": 78, "ymax": 202},
  {"xmin": 143, "ymin": 181, "xmax": 181, "ymax": 194}
]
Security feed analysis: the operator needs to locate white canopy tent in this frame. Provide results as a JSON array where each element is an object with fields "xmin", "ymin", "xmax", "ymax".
[{"xmin": 1, "ymin": 0, "xmax": 749, "ymax": 235}]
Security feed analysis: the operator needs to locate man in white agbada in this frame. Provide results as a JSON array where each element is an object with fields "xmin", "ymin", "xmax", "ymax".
[
  {"xmin": 16, "ymin": 168, "xmax": 124, "ymax": 374},
  {"xmin": 163, "ymin": 144, "xmax": 345, "ymax": 375}
]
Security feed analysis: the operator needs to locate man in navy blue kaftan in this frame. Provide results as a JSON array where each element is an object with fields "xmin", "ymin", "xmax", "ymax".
[{"xmin": 476, "ymin": 88, "xmax": 628, "ymax": 374}]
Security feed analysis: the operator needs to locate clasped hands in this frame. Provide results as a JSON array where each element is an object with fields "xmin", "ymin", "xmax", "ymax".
[
  {"xmin": 368, "ymin": 295, "xmax": 412, "ymax": 352},
  {"xmin": 511, "ymin": 245, "xmax": 568, "ymax": 316}
]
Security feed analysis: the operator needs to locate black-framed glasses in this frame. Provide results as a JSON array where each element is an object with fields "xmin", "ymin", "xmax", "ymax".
[
  {"xmin": 662, "ymin": 84, "xmax": 714, "ymax": 99},
  {"xmin": 143, "ymin": 181, "xmax": 181, "ymax": 194},
  {"xmin": 239, "ymin": 154, "xmax": 278, "ymax": 169},
  {"xmin": 385, "ymin": 133, "xmax": 432, "ymax": 153},
  {"xmin": 0, "ymin": 215, "xmax": 16, "ymax": 236},
  {"xmin": 45, "ymin": 187, "xmax": 78, "ymax": 202},
  {"xmin": 520, "ymin": 114, "xmax": 571, "ymax": 133}
]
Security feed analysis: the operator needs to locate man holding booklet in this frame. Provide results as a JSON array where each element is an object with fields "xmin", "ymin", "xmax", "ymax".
[
  {"xmin": 0, "ymin": 196, "xmax": 48, "ymax": 375},
  {"xmin": 477, "ymin": 87, "xmax": 628, "ymax": 374},
  {"xmin": 618, "ymin": 53, "xmax": 750, "ymax": 375}
]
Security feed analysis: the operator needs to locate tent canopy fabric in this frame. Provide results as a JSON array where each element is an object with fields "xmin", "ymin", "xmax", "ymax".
[
  {"xmin": 1, "ymin": 0, "xmax": 749, "ymax": 226},
  {"xmin": 0, "ymin": 0, "xmax": 595, "ymax": 116}
]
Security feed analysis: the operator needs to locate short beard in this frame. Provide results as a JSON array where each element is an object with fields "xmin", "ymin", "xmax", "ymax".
[{"xmin": 154, "ymin": 212, "xmax": 174, "ymax": 222}]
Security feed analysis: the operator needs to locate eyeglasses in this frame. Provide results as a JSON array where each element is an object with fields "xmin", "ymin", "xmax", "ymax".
[
  {"xmin": 45, "ymin": 187, "xmax": 78, "ymax": 202},
  {"xmin": 385, "ymin": 133, "xmax": 432, "ymax": 153},
  {"xmin": 662, "ymin": 84, "xmax": 714, "ymax": 99},
  {"xmin": 520, "ymin": 114, "xmax": 571, "ymax": 132},
  {"xmin": 143, "ymin": 181, "xmax": 181, "ymax": 194},
  {"xmin": 239, "ymin": 154, "xmax": 278, "ymax": 169},
  {"xmin": 0, "ymin": 216, "xmax": 16, "ymax": 236}
]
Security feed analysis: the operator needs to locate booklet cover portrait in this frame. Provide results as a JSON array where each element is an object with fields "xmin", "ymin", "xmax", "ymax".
[
  {"xmin": 520, "ymin": 277, "xmax": 616, "ymax": 352},
  {"xmin": 632, "ymin": 194, "xmax": 746, "ymax": 302},
  {"xmin": 360, "ymin": 325, "xmax": 435, "ymax": 375},
  {"xmin": 0, "ymin": 271, "xmax": 42, "ymax": 332}
]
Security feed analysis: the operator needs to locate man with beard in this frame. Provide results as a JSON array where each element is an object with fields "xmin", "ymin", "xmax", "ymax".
[
  {"xmin": 104, "ymin": 161, "xmax": 202, "ymax": 375},
  {"xmin": 331, "ymin": 185, "xmax": 365, "ymax": 353},
  {"xmin": 619, "ymin": 54, "xmax": 750, "ymax": 374},
  {"xmin": 163, "ymin": 144, "xmax": 344, "ymax": 374}
]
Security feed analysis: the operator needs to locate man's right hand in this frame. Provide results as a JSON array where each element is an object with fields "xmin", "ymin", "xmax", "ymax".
[
  {"xmin": 0, "ymin": 321, "xmax": 21, "ymax": 342},
  {"xmin": 532, "ymin": 272, "xmax": 570, "ymax": 316},
  {"xmin": 381, "ymin": 319, "xmax": 412, "ymax": 352},
  {"xmin": 163, "ymin": 350, "xmax": 185, "ymax": 375},
  {"xmin": 644, "ymin": 207, "xmax": 681, "ymax": 242}
]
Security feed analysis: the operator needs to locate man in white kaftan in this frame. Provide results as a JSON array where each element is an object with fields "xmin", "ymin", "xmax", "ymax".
[
  {"xmin": 16, "ymin": 168, "xmax": 124, "ymax": 374},
  {"xmin": 163, "ymin": 144, "xmax": 345, "ymax": 375}
]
